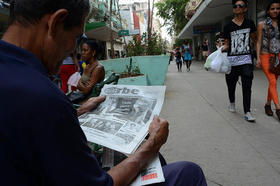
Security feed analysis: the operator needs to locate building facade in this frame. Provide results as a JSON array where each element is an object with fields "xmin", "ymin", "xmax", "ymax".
[
  {"xmin": 119, "ymin": 0, "xmax": 149, "ymax": 45},
  {"xmin": 86, "ymin": 0, "xmax": 124, "ymax": 59},
  {"xmin": 0, "ymin": 0, "xmax": 124, "ymax": 60},
  {"xmin": 178, "ymin": 0, "xmax": 269, "ymax": 60}
]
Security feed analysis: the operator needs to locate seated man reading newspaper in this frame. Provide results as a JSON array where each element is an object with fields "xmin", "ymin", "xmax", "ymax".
[{"xmin": 0, "ymin": 0, "xmax": 207, "ymax": 185}]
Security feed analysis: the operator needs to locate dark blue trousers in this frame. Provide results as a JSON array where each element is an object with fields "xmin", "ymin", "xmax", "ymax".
[{"xmin": 153, "ymin": 161, "xmax": 207, "ymax": 186}]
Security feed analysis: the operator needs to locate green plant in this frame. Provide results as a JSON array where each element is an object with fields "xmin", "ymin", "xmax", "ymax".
[
  {"xmin": 123, "ymin": 58, "xmax": 142, "ymax": 76},
  {"xmin": 132, "ymin": 65, "xmax": 141, "ymax": 74},
  {"xmin": 127, "ymin": 35, "xmax": 145, "ymax": 57},
  {"xmin": 127, "ymin": 32, "xmax": 166, "ymax": 56},
  {"xmin": 126, "ymin": 58, "xmax": 133, "ymax": 75}
]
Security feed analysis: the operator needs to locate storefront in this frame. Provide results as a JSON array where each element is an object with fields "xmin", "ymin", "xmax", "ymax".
[{"xmin": 178, "ymin": 0, "xmax": 267, "ymax": 60}]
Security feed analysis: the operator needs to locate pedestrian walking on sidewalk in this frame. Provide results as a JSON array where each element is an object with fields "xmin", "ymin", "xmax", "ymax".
[
  {"xmin": 202, "ymin": 39, "xmax": 209, "ymax": 63},
  {"xmin": 223, "ymin": 0, "xmax": 257, "ymax": 122},
  {"xmin": 168, "ymin": 50, "xmax": 174, "ymax": 65},
  {"xmin": 175, "ymin": 47, "xmax": 182, "ymax": 72},
  {"xmin": 0, "ymin": 0, "xmax": 207, "ymax": 185},
  {"xmin": 183, "ymin": 41, "xmax": 193, "ymax": 72},
  {"xmin": 256, "ymin": 0, "xmax": 280, "ymax": 120}
]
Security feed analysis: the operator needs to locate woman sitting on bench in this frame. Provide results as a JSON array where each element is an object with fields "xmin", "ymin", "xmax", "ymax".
[{"xmin": 77, "ymin": 40, "xmax": 105, "ymax": 95}]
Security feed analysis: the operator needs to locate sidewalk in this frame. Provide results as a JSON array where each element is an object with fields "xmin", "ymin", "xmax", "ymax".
[{"xmin": 159, "ymin": 61, "xmax": 280, "ymax": 186}]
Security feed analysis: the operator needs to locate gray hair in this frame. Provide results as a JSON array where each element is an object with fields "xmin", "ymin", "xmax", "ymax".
[{"xmin": 9, "ymin": 0, "xmax": 90, "ymax": 29}]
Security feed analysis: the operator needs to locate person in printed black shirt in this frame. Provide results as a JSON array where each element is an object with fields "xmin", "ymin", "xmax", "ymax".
[{"xmin": 223, "ymin": 0, "xmax": 257, "ymax": 122}]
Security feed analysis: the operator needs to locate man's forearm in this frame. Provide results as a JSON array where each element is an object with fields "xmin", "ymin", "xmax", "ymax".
[
  {"xmin": 107, "ymin": 138, "xmax": 158, "ymax": 186},
  {"xmin": 77, "ymin": 96, "xmax": 107, "ymax": 117}
]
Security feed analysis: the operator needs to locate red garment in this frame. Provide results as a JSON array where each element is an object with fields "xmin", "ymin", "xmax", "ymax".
[
  {"xmin": 60, "ymin": 64, "xmax": 77, "ymax": 93},
  {"xmin": 133, "ymin": 11, "xmax": 140, "ymax": 29},
  {"xmin": 261, "ymin": 53, "xmax": 280, "ymax": 104}
]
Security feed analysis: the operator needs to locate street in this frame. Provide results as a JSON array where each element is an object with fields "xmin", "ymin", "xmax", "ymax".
[{"xmin": 160, "ymin": 61, "xmax": 280, "ymax": 186}]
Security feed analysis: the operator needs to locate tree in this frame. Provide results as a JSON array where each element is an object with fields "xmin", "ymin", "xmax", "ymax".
[
  {"xmin": 155, "ymin": 0, "xmax": 189, "ymax": 36},
  {"xmin": 173, "ymin": 38, "xmax": 192, "ymax": 48},
  {"xmin": 127, "ymin": 35, "xmax": 145, "ymax": 57},
  {"xmin": 127, "ymin": 32, "xmax": 165, "ymax": 56}
]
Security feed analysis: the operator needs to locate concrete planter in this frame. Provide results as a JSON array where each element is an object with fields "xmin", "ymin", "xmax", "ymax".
[
  {"xmin": 118, "ymin": 74, "xmax": 148, "ymax": 86},
  {"xmin": 100, "ymin": 55, "xmax": 169, "ymax": 85}
]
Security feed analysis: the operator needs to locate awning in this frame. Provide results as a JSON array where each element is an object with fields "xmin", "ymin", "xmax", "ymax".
[
  {"xmin": 85, "ymin": 22, "xmax": 118, "ymax": 42},
  {"xmin": 178, "ymin": 0, "xmax": 233, "ymax": 39},
  {"xmin": 85, "ymin": 22, "xmax": 106, "ymax": 32},
  {"xmin": 185, "ymin": 0, "xmax": 203, "ymax": 15}
]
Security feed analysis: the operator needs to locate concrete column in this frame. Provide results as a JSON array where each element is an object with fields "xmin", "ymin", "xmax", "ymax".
[
  {"xmin": 248, "ymin": 0, "xmax": 256, "ymax": 24},
  {"xmin": 209, "ymin": 33, "xmax": 216, "ymax": 53},
  {"xmin": 106, "ymin": 42, "xmax": 110, "ymax": 59},
  {"xmin": 199, "ymin": 34, "xmax": 204, "ymax": 60},
  {"xmin": 193, "ymin": 36, "xmax": 198, "ymax": 60}
]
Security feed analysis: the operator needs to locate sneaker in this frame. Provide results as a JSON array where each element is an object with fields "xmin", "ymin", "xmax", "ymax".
[
  {"xmin": 228, "ymin": 103, "xmax": 236, "ymax": 113},
  {"xmin": 244, "ymin": 112, "xmax": 256, "ymax": 122}
]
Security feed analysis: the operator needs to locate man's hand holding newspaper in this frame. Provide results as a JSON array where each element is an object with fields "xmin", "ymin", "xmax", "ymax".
[
  {"xmin": 107, "ymin": 115, "xmax": 168, "ymax": 186},
  {"xmin": 77, "ymin": 96, "xmax": 106, "ymax": 116},
  {"xmin": 149, "ymin": 116, "xmax": 169, "ymax": 153},
  {"xmin": 78, "ymin": 85, "xmax": 168, "ymax": 185}
]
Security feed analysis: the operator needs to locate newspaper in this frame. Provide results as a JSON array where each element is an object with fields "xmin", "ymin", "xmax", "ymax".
[
  {"xmin": 79, "ymin": 85, "xmax": 166, "ymax": 154},
  {"xmin": 130, "ymin": 155, "xmax": 165, "ymax": 186}
]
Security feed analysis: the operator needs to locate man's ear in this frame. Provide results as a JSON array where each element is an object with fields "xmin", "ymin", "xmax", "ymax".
[{"xmin": 47, "ymin": 9, "xmax": 68, "ymax": 37}]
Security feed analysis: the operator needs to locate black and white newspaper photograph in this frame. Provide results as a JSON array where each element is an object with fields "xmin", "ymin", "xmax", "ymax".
[{"xmin": 79, "ymin": 85, "xmax": 166, "ymax": 154}]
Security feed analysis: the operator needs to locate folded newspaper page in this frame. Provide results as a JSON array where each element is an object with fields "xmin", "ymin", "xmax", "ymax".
[
  {"xmin": 130, "ymin": 155, "xmax": 165, "ymax": 186},
  {"xmin": 79, "ymin": 85, "xmax": 166, "ymax": 154}
]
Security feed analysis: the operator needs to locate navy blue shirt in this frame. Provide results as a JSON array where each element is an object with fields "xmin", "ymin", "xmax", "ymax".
[{"xmin": 0, "ymin": 40, "xmax": 113, "ymax": 186}]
